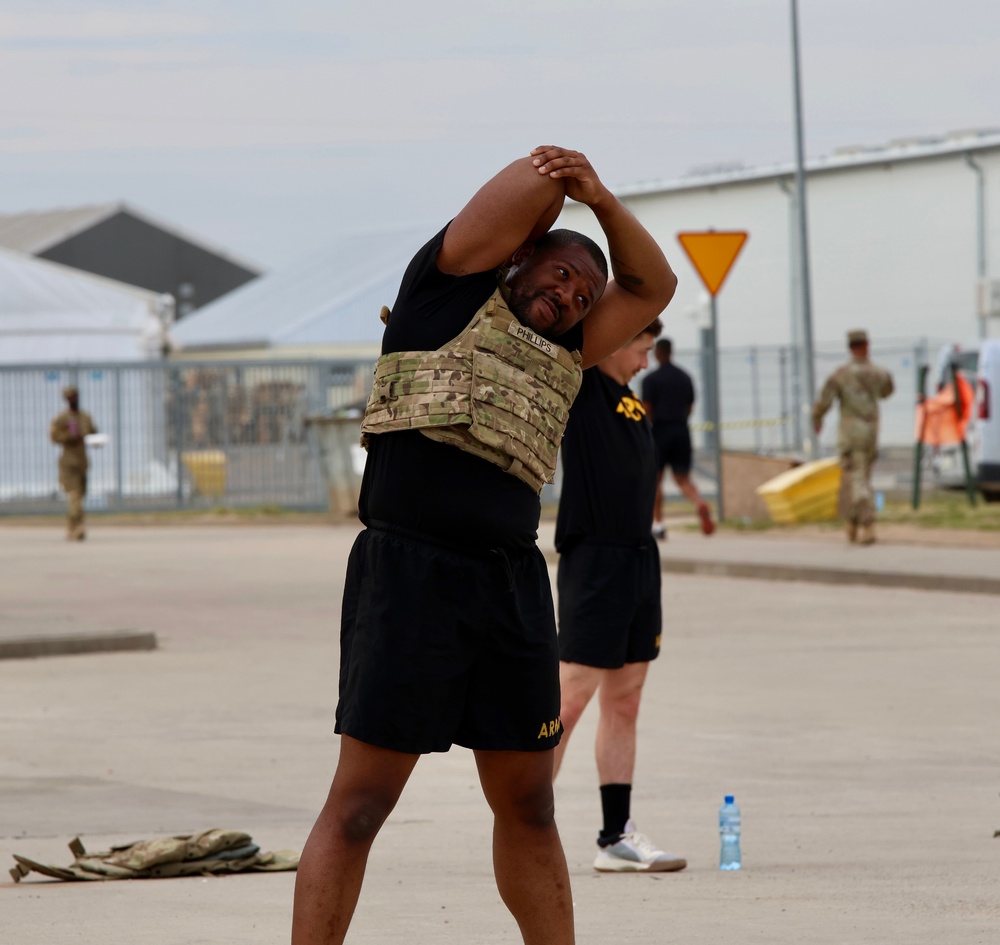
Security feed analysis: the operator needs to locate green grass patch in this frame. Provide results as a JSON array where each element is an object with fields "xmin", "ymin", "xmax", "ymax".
[
  {"xmin": 879, "ymin": 494, "xmax": 1000, "ymax": 530},
  {"xmin": 0, "ymin": 506, "xmax": 333, "ymax": 527},
  {"xmin": 716, "ymin": 491, "xmax": 1000, "ymax": 533}
]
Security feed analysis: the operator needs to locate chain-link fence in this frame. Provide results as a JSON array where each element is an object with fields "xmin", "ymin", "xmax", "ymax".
[
  {"xmin": 1, "ymin": 340, "xmax": 938, "ymax": 516},
  {"xmin": 666, "ymin": 339, "xmax": 934, "ymax": 456},
  {"xmin": 0, "ymin": 359, "xmax": 372, "ymax": 515}
]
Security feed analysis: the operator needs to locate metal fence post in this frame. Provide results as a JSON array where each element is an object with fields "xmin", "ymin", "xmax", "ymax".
[
  {"xmin": 172, "ymin": 368, "xmax": 184, "ymax": 509},
  {"xmin": 114, "ymin": 368, "xmax": 124, "ymax": 509},
  {"xmin": 779, "ymin": 346, "xmax": 789, "ymax": 451},
  {"xmin": 750, "ymin": 346, "xmax": 762, "ymax": 452}
]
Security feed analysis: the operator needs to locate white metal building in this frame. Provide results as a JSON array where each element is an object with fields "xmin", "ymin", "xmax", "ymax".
[
  {"xmin": 559, "ymin": 129, "xmax": 1000, "ymax": 451},
  {"xmin": 0, "ymin": 246, "xmax": 173, "ymax": 364},
  {"xmin": 560, "ymin": 128, "xmax": 1000, "ymax": 353},
  {"xmin": 0, "ymin": 249, "xmax": 178, "ymax": 502},
  {"xmin": 168, "ymin": 226, "xmax": 427, "ymax": 360},
  {"xmin": 0, "ymin": 202, "xmax": 261, "ymax": 317}
]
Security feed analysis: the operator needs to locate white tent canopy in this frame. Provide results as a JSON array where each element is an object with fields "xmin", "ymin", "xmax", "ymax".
[
  {"xmin": 169, "ymin": 225, "xmax": 428, "ymax": 353},
  {"xmin": 0, "ymin": 246, "xmax": 173, "ymax": 364}
]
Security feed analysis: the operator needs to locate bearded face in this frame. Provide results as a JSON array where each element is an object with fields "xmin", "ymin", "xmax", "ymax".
[{"xmin": 505, "ymin": 243, "xmax": 606, "ymax": 340}]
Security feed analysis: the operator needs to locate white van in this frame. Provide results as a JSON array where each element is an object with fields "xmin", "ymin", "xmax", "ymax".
[
  {"xmin": 976, "ymin": 339, "xmax": 1000, "ymax": 501},
  {"xmin": 928, "ymin": 339, "xmax": 1000, "ymax": 501}
]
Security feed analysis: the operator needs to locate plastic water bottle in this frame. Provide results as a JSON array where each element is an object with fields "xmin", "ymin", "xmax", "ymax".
[{"xmin": 719, "ymin": 795, "xmax": 742, "ymax": 870}]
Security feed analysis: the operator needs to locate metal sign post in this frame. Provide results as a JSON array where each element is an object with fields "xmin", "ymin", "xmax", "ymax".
[
  {"xmin": 676, "ymin": 230, "xmax": 749, "ymax": 523},
  {"xmin": 707, "ymin": 294, "xmax": 724, "ymax": 519}
]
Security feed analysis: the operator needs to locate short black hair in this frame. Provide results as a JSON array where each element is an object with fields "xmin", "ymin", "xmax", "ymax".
[
  {"xmin": 655, "ymin": 338, "xmax": 672, "ymax": 356},
  {"xmin": 639, "ymin": 318, "xmax": 663, "ymax": 340},
  {"xmin": 534, "ymin": 229, "xmax": 609, "ymax": 282}
]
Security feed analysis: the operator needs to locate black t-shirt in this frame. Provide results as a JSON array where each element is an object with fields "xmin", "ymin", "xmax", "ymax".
[
  {"xmin": 640, "ymin": 362, "xmax": 695, "ymax": 426},
  {"xmin": 361, "ymin": 224, "xmax": 583, "ymax": 551},
  {"xmin": 555, "ymin": 367, "xmax": 658, "ymax": 551}
]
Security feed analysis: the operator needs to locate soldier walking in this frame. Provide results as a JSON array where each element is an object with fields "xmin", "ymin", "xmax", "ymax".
[
  {"xmin": 641, "ymin": 337, "xmax": 714, "ymax": 538},
  {"xmin": 812, "ymin": 330, "xmax": 894, "ymax": 545},
  {"xmin": 49, "ymin": 386, "xmax": 98, "ymax": 541}
]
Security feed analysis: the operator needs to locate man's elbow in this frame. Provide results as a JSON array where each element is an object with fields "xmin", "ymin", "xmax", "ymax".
[
  {"xmin": 649, "ymin": 269, "xmax": 677, "ymax": 313},
  {"xmin": 662, "ymin": 270, "xmax": 678, "ymax": 307}
]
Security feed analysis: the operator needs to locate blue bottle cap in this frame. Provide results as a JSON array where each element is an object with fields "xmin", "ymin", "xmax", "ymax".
[{"xmin": 724, "ymin": 795, "xmax": 734, "ymax": 804}]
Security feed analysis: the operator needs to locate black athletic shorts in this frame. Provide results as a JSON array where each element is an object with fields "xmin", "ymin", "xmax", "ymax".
[
  {"xmin": 653, "ymin": 422, "xmax": 693, "ymax": 476},
  {"xmin": 335, "ymin": 522, "xmax": 563, "ymax": 754},
  {"xmin": 556, "ymin": 541, "xmax": 662, "ymax": 668}
]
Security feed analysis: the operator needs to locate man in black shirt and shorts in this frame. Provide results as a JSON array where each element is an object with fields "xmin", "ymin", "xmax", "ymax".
[
  {"xmin": 641, "ymin": 337, "xmax": 715, "ymax": 539},
  {"xmin": 291, "ymin": 146, "xmax": 677, "ymax": 945},
  {"xmin": 553, "ymin": 319, "xmax": 687, "ymax": 873}
]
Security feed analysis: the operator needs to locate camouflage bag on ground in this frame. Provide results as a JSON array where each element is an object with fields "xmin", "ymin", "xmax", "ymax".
[{"xmin": 9, "ymin": 828, "xmax": 299, "ymax": 883}]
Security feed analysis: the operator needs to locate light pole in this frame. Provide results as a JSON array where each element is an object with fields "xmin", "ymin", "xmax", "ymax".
[
  {"xmin": 964, "ymin": 152, "xmax": 988, "ymax": 340},
  {"xmin": 790, "ymin": 0, "xmax": 818, "ymax": 455},
  {"xmin": 777, "ymin": 177, "xmax": 804, "ymax": 452}
]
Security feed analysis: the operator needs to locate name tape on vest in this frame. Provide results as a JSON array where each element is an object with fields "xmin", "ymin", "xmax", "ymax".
[{"xmin": 506, "ymin": 322, "xmax": 556, "ymax": 357}]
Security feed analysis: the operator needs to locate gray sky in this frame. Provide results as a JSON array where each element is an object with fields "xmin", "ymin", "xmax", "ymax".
[{"xmin": 2, "ymin": 0, "xmax": 999, "ymax": 269}]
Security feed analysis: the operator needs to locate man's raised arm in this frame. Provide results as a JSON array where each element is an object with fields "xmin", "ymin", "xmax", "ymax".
[
  {"xmin": 526, "ymin": 147, "xmax": 676, "ymax": 368},
  {"xmin": 437, "ymin": 156, "xmax": 568, "ymax": 277},
  {"xmin": 438, "ymin": 145, "xmax": 676, "ymax": 366}
]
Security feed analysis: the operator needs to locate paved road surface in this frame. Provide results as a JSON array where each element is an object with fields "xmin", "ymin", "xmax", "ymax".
[{"xmin": 2, "ymin": 524, "xmax": 998, "ymax": 944}]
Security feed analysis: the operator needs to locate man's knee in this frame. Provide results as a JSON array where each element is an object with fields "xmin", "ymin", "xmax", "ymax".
[
  {"xmin": 605, "ymin": 689, "xmax": 643, "ymax": 724},
  {"xmin": 485, "ymin": 767, "xmax": 557, "ymax": 829},
  {"xmin": 335, "ymin": 794, "xmax": 397, "ymax": 845},
  {"xmin": 558, "ymin": 664, "xmax": 600, "ymax": 729},
  {"xmin": 507, "ymin": 781, "xmax": 557, "ymax": 829},
  {"xmin": 559, "ymin": 689, "xmax": 590, "ymax": 730}
]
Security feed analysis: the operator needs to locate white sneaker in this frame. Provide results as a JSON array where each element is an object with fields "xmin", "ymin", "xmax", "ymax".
[{"xmin": 593, "ymin": 819, "xmax": 687, "ymax": 873}]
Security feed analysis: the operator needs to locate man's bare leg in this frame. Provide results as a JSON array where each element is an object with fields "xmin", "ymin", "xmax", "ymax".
[
  {"xmin": 595, "ymin": 662, "xmax": 649, "ymax": 784},
  {"xmin": 291, "ymin": 735, "xmax": 419, "ymax": 945},
  {"xmin": 552, "ymin": 661, "xmax": 602, "ymax": 779},
  {"xmin": 671, "ymin": 471, "xmax": 703, "ymax": 509},
  {"xmin": 652, "ymin": 470, "xmax": 665, "ymax": 527},
  {"xmin": 593, "ymin": 662, "xmax": 686, "ymax": 871},
  {"xmin": 673, "ymin": 471, "xmax": 715, "ymax": 534},
  {"xmin": 475, "ymin": 749, "xmax": 575, "ymax": 945}
]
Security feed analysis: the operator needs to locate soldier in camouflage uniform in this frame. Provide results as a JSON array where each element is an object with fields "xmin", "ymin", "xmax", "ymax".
[
  {"xmin": 49, "ymin": 386, "xmax": 98, "ymax": 541},
  {"xmin": 812, "ymin": 330, "xmax": 894, "ymax": 545}
]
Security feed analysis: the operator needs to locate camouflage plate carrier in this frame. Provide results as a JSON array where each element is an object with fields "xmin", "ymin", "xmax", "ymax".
[{"xmin": 361, "ymin": 287, "xmax": 583, "ymax": 495}]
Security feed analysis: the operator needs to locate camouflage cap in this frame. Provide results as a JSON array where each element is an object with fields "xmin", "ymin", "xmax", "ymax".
[
  {"xmin": 847, "ymin": 330, "xmax": 868, "ymax": 346},
  {"xmin": 62, "ymin": 385, "xmax": 79, "ymax": 398}
]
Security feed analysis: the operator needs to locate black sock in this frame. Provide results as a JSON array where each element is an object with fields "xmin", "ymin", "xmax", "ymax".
[{"xmin": 598, "ymin": 783, "xmax": 632, "ymax": 846}]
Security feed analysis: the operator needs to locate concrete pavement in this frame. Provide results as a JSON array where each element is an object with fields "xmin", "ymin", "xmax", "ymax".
[
  {"xmin": 6, "ymin": 515, "xmax": 1000, "ymax": 663},
  {"xmin": 537, "ymin": 519, "xmax": 1000, "ymax": 596},
  {"xmin": 2, "ymin": 521, "xmax": 999, "ymax": 944}
]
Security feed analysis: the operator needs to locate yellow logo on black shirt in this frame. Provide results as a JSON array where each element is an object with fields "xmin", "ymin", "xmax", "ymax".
[{"xmin": 616, "ymin": 395, "xmax": 646, "ymax": 422}]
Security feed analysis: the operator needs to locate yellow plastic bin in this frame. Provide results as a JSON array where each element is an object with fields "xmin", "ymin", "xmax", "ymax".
[
  {"xmin": 755, "ymin": 457, "xmax": 842, "ymax": 524},
  {"xmin": 181, "ymin": 450, "xmax": 227, "ymax": 499}
]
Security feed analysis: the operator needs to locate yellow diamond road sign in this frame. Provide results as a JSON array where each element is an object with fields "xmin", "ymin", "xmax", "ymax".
[{"xmin": 677, "ymin": 231, "xmax": 748, "ymax": 296}]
